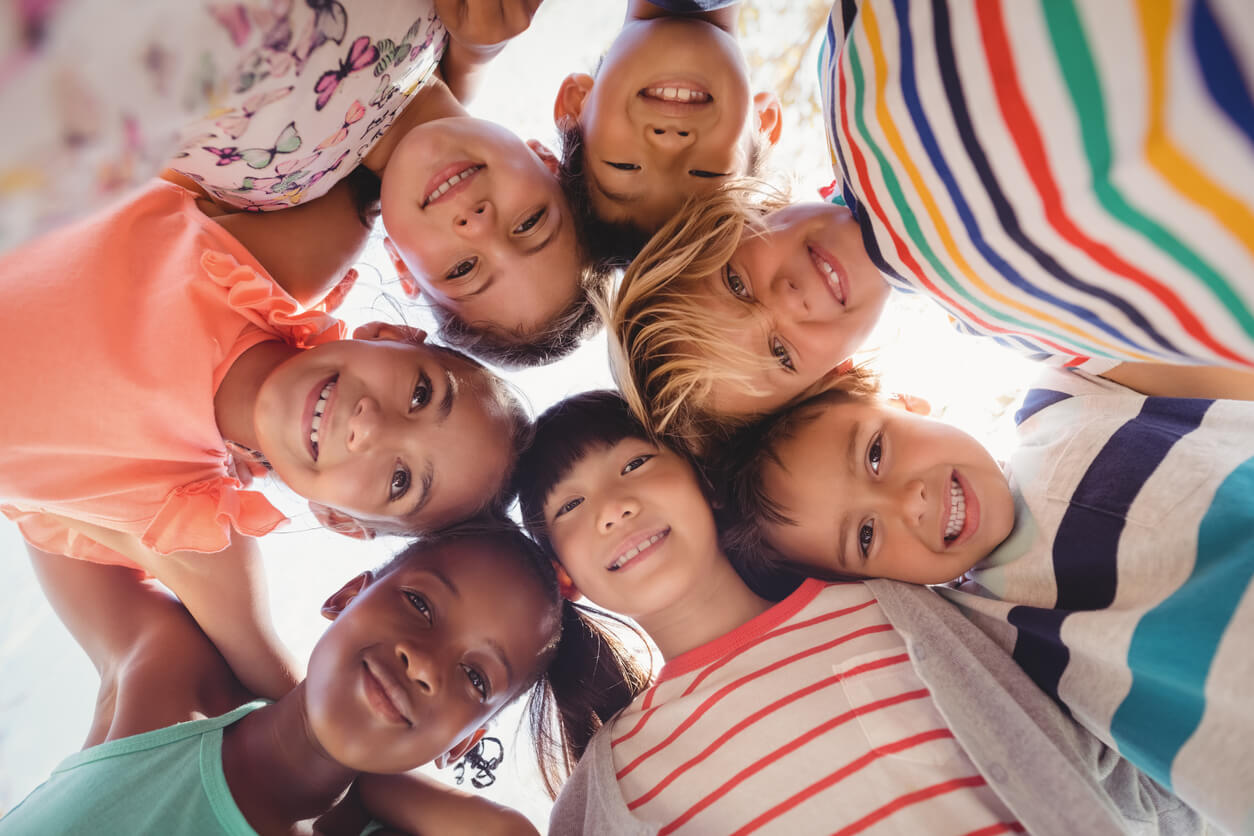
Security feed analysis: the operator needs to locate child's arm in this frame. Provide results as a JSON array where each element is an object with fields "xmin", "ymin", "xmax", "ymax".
[
  {"xmin": 36, "ymin": 514, "xmax": 300, "ymax": 701},
  {"xmin": 356, "ymin": 771, "xmax": 540, "ymax": 836},
  {"xmin": 1099, "ymin": 362, "xmax": 1254, "ymax": 400},
  {"xmin": 435, "ymin": 0, "xmax": 543, "ymax": 103},
  {"xmin": 626, "ymin": 0, "xmax": 739, "ymax": 32}
]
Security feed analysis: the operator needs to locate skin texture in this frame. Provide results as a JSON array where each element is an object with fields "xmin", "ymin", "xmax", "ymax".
[
  {"xmin": 761, "ymin": 399, "xmax": 1016, "ymax": 585},
  {"xmin": 543, "ymin": 438, "xmax": 770, "ymax": 657},
  {"xmin": 380, "ymin": 115, "xmax": 582, "ymax": 338},
  {"xmin": 553, "ymin": 14, "xmax": 780, "ymax": 233},
  {"xmin": 695, "ymin": 202, "xmax": 891, "ymax": 417}
]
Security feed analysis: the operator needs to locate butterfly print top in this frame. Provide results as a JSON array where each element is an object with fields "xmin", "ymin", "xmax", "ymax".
[{"xmin": 173, "ymin": 0, "xmax": 446, "ymax": 212}]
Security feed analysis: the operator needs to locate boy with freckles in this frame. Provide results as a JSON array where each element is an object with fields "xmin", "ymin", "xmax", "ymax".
[{"xmin": 719, "ymin": 367, "xmax": 1254, "ymax": 833}]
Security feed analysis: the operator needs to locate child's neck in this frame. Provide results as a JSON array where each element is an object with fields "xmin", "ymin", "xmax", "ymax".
[
  {"xmin": 639, "ymin": 555, "xmax": 773, "ymax": 660},
  {"xmin": 214, "ymin": 340, "xmax": 300, "ymax": 453},
  {"xmin": 361, "ymin": 78, "xmax": 467, "ymax": 176}
]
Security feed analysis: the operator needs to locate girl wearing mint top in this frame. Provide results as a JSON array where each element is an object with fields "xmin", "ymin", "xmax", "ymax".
[{"xmin": 0, "ymin": 526, "xmax": 622, "ymax": 836}]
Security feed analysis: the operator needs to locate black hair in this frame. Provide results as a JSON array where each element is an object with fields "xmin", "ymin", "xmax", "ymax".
[{"xmin": 345, "ymin": 163, "xmax": 382, "ymax": 228}]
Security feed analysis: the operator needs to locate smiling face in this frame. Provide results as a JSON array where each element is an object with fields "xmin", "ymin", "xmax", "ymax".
[
  {"xmin": 542, "ymin": 438, "xmax": 721, "ymax": 621},
  {"xmin": 380, "ymin": 117, "xmax": 582, "ymax": 336},
  {"xmin": 253, "ymin": 326, "xmax": 515, "ymax": 533},
  {"xmin": 305, "ymin": 539, "xmax": 557, "ymax": 773},
  {"xmin": 557, "ymin": 17, "xmax": 768, "ymax": 233},
  {"xmin": 690, "ymin": 202, "xmax": 889, "ymax": 417},
  {"xmin": 760, "ymin": 399, "xmax": 1015, "ymax": 584}
]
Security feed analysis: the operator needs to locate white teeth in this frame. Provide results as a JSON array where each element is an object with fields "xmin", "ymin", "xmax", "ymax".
[
  {"xmin": 423, "ymin": 165, "xmax": 483, "ymax": 206},
  {"xmin": 609, "ymin": 531, "xmax": 666, "ymax": 571},
  {"xmin": 310, "ymin": 430, "xmax": 319, "ymax": 442},
  {"xmin": 944, "ymin": 477, "xmax": 966, "ymax": 540},
  {"xmin": 311, "ymin": 379, "xmax": 335, "ymax": 456},
  {"xmin": 812, "ymin": 250, "xmax": 845, "ymax": 304},
  {"xmin": 645, "ymin": 86, "xmax": 710, "ymax": 103},
  {"xmin": 311, "ymin": 414, "xmax": 321, "ymax": 430}
]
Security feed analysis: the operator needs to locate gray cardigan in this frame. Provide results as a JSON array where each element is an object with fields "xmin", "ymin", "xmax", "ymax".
[{"xmin": 550, "ymin": 581, "xmax": 1208, "ymax": 835}]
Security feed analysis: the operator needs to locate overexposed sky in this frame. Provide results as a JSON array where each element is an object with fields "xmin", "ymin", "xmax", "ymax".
[{"xmin": 0, "ymin": 1, "xmax": 1040, "ymax": 830}]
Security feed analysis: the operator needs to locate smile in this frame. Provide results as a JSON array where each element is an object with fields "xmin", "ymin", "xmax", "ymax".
[
  {"xmin": 607, "ymin": 527, "xmax": 670, "ymax": 572},
  {"xmin": 641, "ymin": 84, "xmax": 712, "ymax": 104},
  {"xmin": 942, "ymin": 470, "xmax": 980, "ymax": 547},
  {"xmin": 362, "ymin": 658, "xmax": 413, "ymax": 727},
  {"xmin": 422, "ymin": 163, "xmax": 484, "ymax": 208},
  {"xmin": 308, "ymin": 375, "xmax": 337, "ymax": 462},
  {"xmin": 944, "ymin": 475, "xmax": 966, "ymax": 541},
  {"xmin": 809, "ymin": 245, "xmax": 848, "ymax": 307}
]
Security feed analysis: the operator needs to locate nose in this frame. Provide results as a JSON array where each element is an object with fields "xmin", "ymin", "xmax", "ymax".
[
  {"xmin": 598, "ymin": 495, "xmax": 640, "ymax": 533},
  {"xmin": 396, "ymin": 640, "xmax": 440, "ymax": 696},
  {"xmin": 345, "ymin": 395, "xmax": 382, "ymax": 452},
  {"xmin": 452, "ymin": 200, "xmax": 492, "ymax": 235},
  {"xmin": 644, "ymin": 124, "xmax": 696, "ymax": 152},
  {"xmin": 768, "ymin": 273, "xmax": 811, "ymax": 321},
  {"xmin": 899, "ymin": 479, "xmax": 928, "ymax": 527}
]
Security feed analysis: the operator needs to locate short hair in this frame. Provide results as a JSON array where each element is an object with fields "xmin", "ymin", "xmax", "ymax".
[
  {"xmin": 711, "ymin": 380, "xmax": 881, "ymax": 585},
  {"xmin": 556, "ymin": 121, "xmax": 772, "ymax": 266},
  {"xmin": 513, "ymin": 390, "xmax": 651, "ymax": 555}
]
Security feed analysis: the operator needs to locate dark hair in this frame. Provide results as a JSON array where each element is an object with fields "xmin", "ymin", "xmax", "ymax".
[
  {"xmin": 379, "ymin": 519, "xmax": 650, "ymax": 798},
  {"xmin": 712, "ymin": 385, "xmax": 880, "ymax": 587},
  {"xmin": 513, "ymin": 390, "xmax": 653, "ymax": 554},
  {"xmin": 345, "ymin": 164, "xmax": 382, "ymax": 228},
  {"xmin": 556, "ymin": 120, "xmax": 772, "ymax": 265}
]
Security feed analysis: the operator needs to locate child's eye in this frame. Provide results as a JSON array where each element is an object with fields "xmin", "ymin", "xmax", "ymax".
[
  {"xmin": 553, "ymin": 496, "xmax": 583, "ymax": 519},
  {"xmin": 513, "ymin": 208, "xmax": 545, "ymax": 234},
  {"xmin": 867, "ymin": 433, "xmax": 883, "ymax": 474},
  {"xmin": 410, "ymin": 373, "xmax": 432, "ymax": 411},
  {"xmin": 621, "ymin": 454, "xmax": 654, "ymax": 475},
  {"xmin": 404, "ymin": 591, "xmax": 432, "ymax": 623},
  {"xmin": 605, "ymin": 161, "xmax": 640, "ymax": 171},
  {"xmin": 688, "ymin": 169, "xmax": 727, "ymax": 178},
  {"xmin": 724, "ymin": 266, "xmax": 750, "ymax": 298},
  {"xmin": 446, "ymin": 257, "xmax": 477, "ymax": 280},
  {"xmin": 771, "ymin": 338, "xmax": 795, "ymax": 371},
  {"xmin": 462, "ymin": 664, "xmax": 490, "ymax": 700},
  {"xmin": 390, "ymin": 463, "xmax": 411, "ymax": 501},
  {"xmin": 858, "ymin": 520, "xmax": 875, "ymax": 558}
]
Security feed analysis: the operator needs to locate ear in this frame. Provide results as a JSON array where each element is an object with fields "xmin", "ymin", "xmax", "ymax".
[
  {"xmin": 526, "ymin": 139, "xmax": 560, "ymax": 176},
  {"xmin": 382, "ymin": 237, "xmax": 421, "ymax": 298},
  {"xmin": 554, "ymin": 72, "xmax": 594, "ymax": 127},
  {"xmin": 351, "ymin": 320, "xmax": 427, "ymax": 345},
  {"xmin": 753, "ymin": 91, "xmax": 783, "ymax": 146},
  {"xmin": 310, "ymin": 501, "xmax": 377, "ymax": 541},
  {"xmin": 886, "ymin": 393, "xmax": 932, "ymax": 416},
  {"xmin": 435, "ymin": 727, "xmax": 486, "ymax": 769},
  {"xmin": 553, "ymin": 562, "xmax": 582, "ymax": 602},
  {"xmin": 321, "ymin": 571, "xmax": 372, "ymax": 621}
]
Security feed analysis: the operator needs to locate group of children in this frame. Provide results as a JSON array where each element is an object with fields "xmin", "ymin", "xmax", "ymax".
[{"xmin": 1, "ymin": 0, "xmax": 1252, "ymax": 834}]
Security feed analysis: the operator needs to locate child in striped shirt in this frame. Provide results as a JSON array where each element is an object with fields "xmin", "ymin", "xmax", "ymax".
[
  {"xmin": 514, "ymin": 390, "xmax": 1196, "ymax": 836},
  {"xmin": 718, "ymin": 367, "xmax": 1254, "ymax": 833}
]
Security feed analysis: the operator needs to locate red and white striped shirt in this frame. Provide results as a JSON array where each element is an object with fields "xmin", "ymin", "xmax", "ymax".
[{"xmin": 610, "ymin": 579, "xmax": 1020, "ymax": 835}]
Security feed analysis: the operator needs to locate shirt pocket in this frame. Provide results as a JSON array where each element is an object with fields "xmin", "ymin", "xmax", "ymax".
[{"xmin": 837, "ymin": 648, "xmax": 965, "ymax": 767}]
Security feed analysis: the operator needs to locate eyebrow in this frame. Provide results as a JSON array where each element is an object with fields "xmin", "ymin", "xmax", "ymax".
[
  {"xmin": 834, "ymin": 421, "xmax": 862, "ymax": 570},
  {"xmin": 485, "ymin": 637, "xmax": 515, "ymax": 692},
  {"xmin": 409, "ymin": 461, "xmax": 435, "ymax": 518},
  {"xmin": 591, "ymin": 168, "xmax": 641, "ymax": 206},
  {"xmin": 438, "ymin": 366, "xmax": 457, "ymax": 425}
]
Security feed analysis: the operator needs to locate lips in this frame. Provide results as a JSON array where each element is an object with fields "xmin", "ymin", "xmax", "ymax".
[
  {"xmin": 304, "ymin": 375, "xmax": 337, "ymax": 462},
  {"xmin": 361, "ymin": 658, "xmax": 413, "ymax": 726},
  {"xmin": 809, "ymin": 245, "xmax": 849, "ymax": 308},
  {"xmin": 421, "ymin": 162, "xmax": 483, "ymax": 208},
  {"xmin": 942, "ymin": 470, "xmax": 981, "ymax": 548},
  {"xmin": 607, "ymin": 527, "xmax": 670, "ymax": 572},
  {"xmin": 638, "ymin": 79, "xmax": 713, "ymax": 117}
]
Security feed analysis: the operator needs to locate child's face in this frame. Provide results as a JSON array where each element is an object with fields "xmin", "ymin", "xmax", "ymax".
[
  {"xmin": 305, "ymin": 539, "xmax": 557, "ymax": 773},
  {"xmin": 760, "ymin": 399, "xmax": 1015, "ymax": 584},
  {"xmin": 254, "ymin": 325, "xmax": 514, "ymax": 532},
  {"xmin": 557, "ymin": 17, "xmax": 765, "ymax": 232},
  {"xmin": 542, "ymin": 437, "xmax": 721, "ymax": 620},
  {"xmin": 691, "ymin": 202, "xmax": 889, "ymax": 417},
  {"xmin": 380, "ymin": 117, "xmax": 582, "ymax": 337}
]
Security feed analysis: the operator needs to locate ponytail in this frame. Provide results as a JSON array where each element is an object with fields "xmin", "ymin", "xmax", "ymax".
[{"xmin": 526, "ymin": 600, "xmax": 652, "ymax": 799}]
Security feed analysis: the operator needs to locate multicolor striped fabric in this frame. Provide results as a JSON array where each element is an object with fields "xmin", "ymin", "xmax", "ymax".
[
  {"xmin": 820, "ymin": 0, "xmax": 1254, "ymax": 371},
  {"xmin": 942, "ymin": 368, "xmax": 1254, "ymax": 833},
  {"xmin": 610, "ymin": 580, "xmax": 1019, "ymax": 835}
]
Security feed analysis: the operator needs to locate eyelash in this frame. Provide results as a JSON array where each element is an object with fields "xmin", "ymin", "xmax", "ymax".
[
  {"xmin": 553, "ymin": 496, "xmax": 582, "ymax": 519},
  {"xmin": 771, "ymin": 338, "xmax": 795, "ymax": 372},
  {"xmin": 410, "ymin": 373, "xmax": 432, "ymax": 411},
  {"xmin": 858, "ymin": 520, "xmax": 875, "ymax": 558},
  {"xmin": 867, "ymin": 432, "xmax": 883, "ymax": 475},
  {"xmin": 606, "ymin": 161, "xmax": 639, "ymax": 170},
  {"xmin": 446, "ymin": 257, "xmax": 476, "ymax": 280},
  {"xmin": 405, "ymin": 590, "xmax": 432, "ymax": 622},
  {"xmin": 406, "ymin": 591, "xmax": 490, "ymax": 700},
  {"xmin": 390, "ymin": 463, "xmax": 411, "ymax": 502},
  {"xmin": 724, "ymin": 265, "xmax": 749, "ymax": 299},
  {"xmin": 513, "ymin": 208, "xmax": 545, "ymax": 234},
  {"xmin": 621, "ymin": 454, "xmax": 653, "ymax": 474},
  {"xmin": 689, "ymin": 169, "xmax": 726, "ymax": 178}
]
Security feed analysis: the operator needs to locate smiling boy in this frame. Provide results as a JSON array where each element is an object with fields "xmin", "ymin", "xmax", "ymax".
[
  {"xmin": 515, "ymin": 390, "xmax": 1195, "ymax": 836},
  {"xmin": 720, "ymin": 367, "xmax": 1254, "ymax": 832},
  {"xmin": 553, "ymin": 1, "xmax": 782, "ymax": 260}
]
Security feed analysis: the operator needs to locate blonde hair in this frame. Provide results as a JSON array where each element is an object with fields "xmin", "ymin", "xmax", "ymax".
[{"xmin": 606, "ymin": 181, "xmax": 846, "ymax": 455}]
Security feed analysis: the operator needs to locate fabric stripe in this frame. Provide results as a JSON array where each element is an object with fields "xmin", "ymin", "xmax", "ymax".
[
  {"xmin": 830, "ymin": 774, "xmax": 990, "ymax": 836},
  {"xmin": 1192, "ymin": 0, "xmax": 1254, "ymax": 148},
  {"xmin": 1109, "ymin": 454, "xmax": 1254, "ymax": 786},
  {"xmin": 962, "ymin": 823, "xmax": 1027, "ymax": 836},
  {"xmin": 1013, "ymin": 389, "xmax": 1072, "ymax": 426}
]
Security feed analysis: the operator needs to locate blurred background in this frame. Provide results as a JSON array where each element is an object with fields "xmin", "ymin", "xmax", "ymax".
[{"xmin": 0, "ymin": 0, "xmax": 1037, "ymax": 829}]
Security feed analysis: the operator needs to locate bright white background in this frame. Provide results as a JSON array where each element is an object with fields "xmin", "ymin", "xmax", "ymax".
[{"xmin": 0, "ymin": 1, "xmax": 1039, "ymax": 830}]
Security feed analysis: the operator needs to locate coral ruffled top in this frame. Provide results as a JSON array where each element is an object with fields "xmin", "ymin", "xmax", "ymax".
[{"xmin": 0, "ymin": 179, "xmax": 345, "ymax": 569}]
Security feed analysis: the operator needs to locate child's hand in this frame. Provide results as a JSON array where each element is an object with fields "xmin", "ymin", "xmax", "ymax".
[{"xmin": 436, "ymin": 0, "xmax": 543, "ymax": 48}]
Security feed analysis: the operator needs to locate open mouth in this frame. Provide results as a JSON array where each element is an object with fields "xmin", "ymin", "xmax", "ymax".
[
  {"xmin": 308, "ymin": 375, "xmax": 337, "ymax": 462},
  {"xmin": 422, "ymin": 163, "xmax": 484, "ymax": 208},
  {"xmin": 943, "ymin": 471, "xmax": 979, "ymax": 547},
  {"xmin": 640, "ymin": 84, "xmax": 712, "ymax": 104},
  {"xmin": 809, "ymin": 245, "xmax": 848, "ymax": 307},
  {"xmin": 607, "ymin": 527, "xmax": 670, "ymax": 572}
]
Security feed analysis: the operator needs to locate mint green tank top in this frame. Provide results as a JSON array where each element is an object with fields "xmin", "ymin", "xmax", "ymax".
[{"xmin": 0, "ymin": 701, "xmax": 382, "ymax": 835}]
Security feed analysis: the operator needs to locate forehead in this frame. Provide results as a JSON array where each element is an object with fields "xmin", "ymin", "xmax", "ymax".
[{"xmin": 549, "ymin": 436, "xmax": 655, "ymax": 494}]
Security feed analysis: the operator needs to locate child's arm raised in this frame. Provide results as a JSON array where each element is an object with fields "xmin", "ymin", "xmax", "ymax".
[
  {"xmin": 1100, "ymin": 362, "xmax": 1254, "ymax": 400},
  {"xmin": 435, "ymin": 0, "xmax": 543, "ymax": 103},
  {"xmin": 356, "ymin": 771, "xmax": 540, "ymax": 836},
  {"xmin": 36, "ymin": 514, "xmax": 300, "ymax": 701},
  {"xmin": 626, "ymin": 0, "xmax": 739, "ymax": 31}
]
